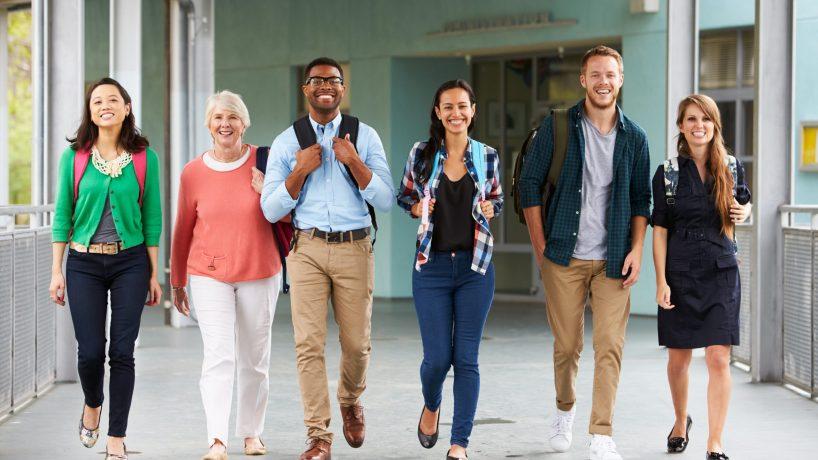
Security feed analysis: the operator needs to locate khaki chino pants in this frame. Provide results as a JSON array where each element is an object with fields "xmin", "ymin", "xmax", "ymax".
[
  {"xmin": 287, "ymin": 233, "xmax": 374, "ymax": 443},
  {"xmin": 540, "ymin": 258, "xmax": 631, "ymax": 436}
]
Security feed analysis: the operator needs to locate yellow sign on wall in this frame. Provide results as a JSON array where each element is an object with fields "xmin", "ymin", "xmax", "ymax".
[{"xmin": 802, "ymin": 123, "xmax": 818, "ymax": 171}]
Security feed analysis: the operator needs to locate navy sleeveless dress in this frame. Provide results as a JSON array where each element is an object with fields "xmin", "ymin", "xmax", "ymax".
[{"xmin": 651, "ymin": 155, "xmax": 751, "ymax": 349}]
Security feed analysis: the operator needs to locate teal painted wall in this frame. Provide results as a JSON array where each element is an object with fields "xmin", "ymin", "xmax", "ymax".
[
  {"xmin": 211, "ymin": 0, "xmax": 818, "ymax": 312},
  {"xmin": 389, "ymin": 58, "xmax": 470, "ymax": 297},
  {"xmin": 84, "ymin": 0, "xmax": 108, "ymax": 85}
]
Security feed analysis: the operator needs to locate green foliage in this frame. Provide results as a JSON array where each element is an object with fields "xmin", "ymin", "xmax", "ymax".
[{"xmin": 8, "ymin": 10, "xmax": 32, "ymax": 205}]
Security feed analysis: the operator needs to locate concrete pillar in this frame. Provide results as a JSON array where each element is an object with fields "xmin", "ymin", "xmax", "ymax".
[
  {"xmin": 109, "ymin": 0, "xmax": 141, "ymax": 125},
  {"xmin": 168, "ymin": 0, "xmax": 213, "ymax": 327},
  {"xmin": 34, "ymin": 0, "xmax": 85, "ymax": 382},
  {"xmin": 665, "ymin": 0, "xmax": 698, "ymax": 157},
  {"xmin": 751, "ymin": 0, "xmax": 794, "ymax": 382}
]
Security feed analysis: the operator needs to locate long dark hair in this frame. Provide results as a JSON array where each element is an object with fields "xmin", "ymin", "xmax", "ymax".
[
  {"xmin": 415, "ymin": 79, "xmax": 476, "ymax": 183},
  {"xmin": 67, "ymin": 77, "xmax": 149, "ymax": 152}
]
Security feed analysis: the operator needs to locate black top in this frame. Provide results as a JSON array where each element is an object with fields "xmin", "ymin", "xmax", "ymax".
[
  {"xmin": 431, "ymin": 173, "xmax": 475, "ymax": 251},
  {"xmin": 651, "ymin": 155, "xmax": 751, "ymax": 236}
]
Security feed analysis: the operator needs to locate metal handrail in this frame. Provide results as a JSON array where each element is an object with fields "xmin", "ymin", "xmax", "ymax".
[
  {"xmin": 780, "ymin": 205, "xmax": 818, "ymax": 214},
  {"xmin": 0, "ymin": 205, "xmax": 55, "ymax": 216}
]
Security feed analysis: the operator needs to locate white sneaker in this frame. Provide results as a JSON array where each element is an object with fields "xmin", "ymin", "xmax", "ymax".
[
  {"xmin": 548, "ymin": 406, "xmax": 575, "ymax": 452},
  {"xmin": 589, "ymin": 434, "xmax": 623, "ymax": 460}
]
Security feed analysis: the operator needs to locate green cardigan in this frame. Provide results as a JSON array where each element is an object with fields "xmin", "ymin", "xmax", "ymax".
[{"xmin": 52, "ymin": 147, "xmax": 162, "ymax": 248}]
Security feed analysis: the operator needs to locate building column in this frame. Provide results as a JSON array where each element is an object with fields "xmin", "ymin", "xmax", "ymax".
[
  {"xmin": 751, "ymin": 0, "xmax": 794, "ymax": 382},
  {"xmin": 169, "ymin": 0, "xmax": 213, "ymax": 327},
  {"xmin": 33, "ymin": 0, "xmax": 84, "ymax": 382},
  {"xmin": 665, "ymin": 0, "xmax": 698, "ymax": 157},
  {"xmin": 109, "ymin": 0, "xmax": 141, "ymax": 125}
]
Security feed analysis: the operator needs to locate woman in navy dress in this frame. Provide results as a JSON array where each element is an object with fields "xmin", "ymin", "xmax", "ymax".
[{"xmin": 651, "ymin": 94, "xmax": 751, "ymax": 460}]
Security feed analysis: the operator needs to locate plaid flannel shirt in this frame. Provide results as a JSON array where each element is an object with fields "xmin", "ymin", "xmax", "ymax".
[
  {"xmin": 518, "ymin": 100, "xmax": 651, "ymax": 279},
  {"xmin": 397, "ymin": 139, "xmax": 504, "ymax": 274}
]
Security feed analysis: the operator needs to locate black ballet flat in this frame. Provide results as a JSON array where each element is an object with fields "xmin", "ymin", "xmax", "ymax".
[
  {"xmin": 417, "ymin": 405, "xmax": 440, "ymax": 449},
  {"xmin": 667, "ymin": 414, "xmax": 692, "ymax": 453},
  {"xmin": 706, "ymin": 452, "xmax": 729, "ymax": 460},
  {"xmin": 446, "ymin": 448, "xmax": 468, "ymax": 460}
]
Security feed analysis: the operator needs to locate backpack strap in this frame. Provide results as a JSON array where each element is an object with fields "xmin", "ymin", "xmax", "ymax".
[
  {"xmin": 663, "ymin": 157, "xmax": 680, "ymax": 205},
  {"xmin": 548, "ymin": 108, "xmax": 569, "ymax": 189},
  {"xmin": 470, "ymin": 139, "xmax": 487, "ymax": 200},
  {"xmin": 74, "ymin": 149, "xmax": 147, "ymax": 205},
  {"xmin": 73, "ymin": 149, "xmax": 91, "ymax": 204},
  {"xmin": 293, "ymin": 115, "xmax": 317, "ymax": 149},
  {"xmin": 132, "ymin": 150, "xmax": 147, "ymax": 206},
  {"xmin": 725, "ymin": 154, "xmax": 738, "ymax": 196},
  {"xmin": 338, "ymin": 115, "xmax": 379, "ymax": 246}
]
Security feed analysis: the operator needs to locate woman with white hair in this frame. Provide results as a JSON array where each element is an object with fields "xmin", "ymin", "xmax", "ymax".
[{"xmin": 170, "ymin": 90, "xmax": 282, "ymax": 459}]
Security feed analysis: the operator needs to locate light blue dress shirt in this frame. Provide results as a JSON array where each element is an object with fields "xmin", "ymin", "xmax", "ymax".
[{"xmin": 261, "ymin": 113, "xmax": 394, "ymax": 232}]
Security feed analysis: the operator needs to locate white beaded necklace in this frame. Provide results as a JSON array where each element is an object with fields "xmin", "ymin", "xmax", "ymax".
[{"xmin": 91, "ymin": 146, "xmax": 132, "ymax": 178}]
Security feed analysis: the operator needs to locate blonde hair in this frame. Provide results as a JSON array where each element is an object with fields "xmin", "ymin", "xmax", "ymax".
[{"xmin": 204, "ymin": 90, "xmax": 251, "ymax": 129}]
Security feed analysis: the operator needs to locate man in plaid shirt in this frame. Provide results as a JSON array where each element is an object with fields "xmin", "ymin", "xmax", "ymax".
[{"xmin": 518, "ymin": 46, "xmax": 651, "ymax": 460}]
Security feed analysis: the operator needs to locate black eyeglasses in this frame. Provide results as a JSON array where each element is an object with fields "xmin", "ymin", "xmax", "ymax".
[{"xmin": 304, "ymin": 76, "xmax": 344, "ymax": 88}]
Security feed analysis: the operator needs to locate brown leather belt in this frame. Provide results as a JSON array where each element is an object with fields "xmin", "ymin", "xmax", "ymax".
[
  {"xmin": 70, "ymin": 241, "xmax": 124, "ymax": 254},
  {"xmin": 299, "ymin": 227, "xmax": 370, "ymax": 244}
]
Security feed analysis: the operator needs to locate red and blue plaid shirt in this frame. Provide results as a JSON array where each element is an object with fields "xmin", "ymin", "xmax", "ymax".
[{"xmin": 397, "ymin": 139, "xmax": 503, "ymax": 274}]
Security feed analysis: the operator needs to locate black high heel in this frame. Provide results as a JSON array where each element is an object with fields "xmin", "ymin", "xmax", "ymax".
[
  {"xmin": 667, "ymin": 414, "xmax": 692, "ymax": 453},
  {"xmin": 417, "ymin": 405, "xmax": 440, "ymax": 448},
  {"xmin": 706, "ymin": 452, "xmax": 729, "ymax": 459},
  {"xmin": 446, "ymin": 448, "xmax": 468, "ymax": 460}
]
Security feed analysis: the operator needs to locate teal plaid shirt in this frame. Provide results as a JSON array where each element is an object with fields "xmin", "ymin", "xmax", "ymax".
[{"xmin": 518, "ymin": 100, "xmax": 651, "ymax": 279}]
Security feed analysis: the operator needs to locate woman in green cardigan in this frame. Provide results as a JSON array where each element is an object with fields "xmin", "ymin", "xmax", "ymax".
[{"xmin": 49, "ymin": 77, "xmax": 162, "ymax": 460}]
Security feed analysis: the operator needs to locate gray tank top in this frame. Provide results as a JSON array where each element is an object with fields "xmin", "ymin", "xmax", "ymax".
[{"xmin": 91, "ymin": 196, "xmax": 122, "ymax": 243}]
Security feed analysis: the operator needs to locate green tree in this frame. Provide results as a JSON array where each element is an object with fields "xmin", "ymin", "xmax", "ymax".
[{"xmin": 8, "ymin": 9, "xmax": 32, "ymax": 205}]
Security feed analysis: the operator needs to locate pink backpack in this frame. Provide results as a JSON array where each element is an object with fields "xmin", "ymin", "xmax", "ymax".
[{"xmin": 73, "ymin": 149, "xmax": 147, "ymax": 206}]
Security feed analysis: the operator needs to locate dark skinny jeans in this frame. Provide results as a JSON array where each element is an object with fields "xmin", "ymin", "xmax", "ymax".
[
  {"xmin": 412, "ymin": 250, "xmax": 494, "ymax": 448},
  {"xmin": 66, "ymin": 243, "xmax": 149, "ymax": 437}
]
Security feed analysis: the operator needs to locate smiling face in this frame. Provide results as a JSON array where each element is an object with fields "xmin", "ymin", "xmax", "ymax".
[
  {"xmin": 580, "ymin": 55, "xmax": 623, "ymax": 110},
  {"xmin": 434, "ymin": 88, "xmax": 475, "ymax": 136},
  {"xmin": 302, "ymin": 64, "xmax": 346, "ymax": 115},
  {"xmin": 208, "ymin": 106, "xmax": 245, "ymax": 149},
  {"xmin": 678, "ymin": 103, "xmax": 715, "ymax": 149},
  {"xmin": 89, "ymin": 84, "xmax": 130, "ymax": 129}
]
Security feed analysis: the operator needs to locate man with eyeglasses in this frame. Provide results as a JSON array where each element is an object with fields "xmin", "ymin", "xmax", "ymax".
[{"xmin": 261, "ymin": 57, "xmax": 394, "ymax": 460}]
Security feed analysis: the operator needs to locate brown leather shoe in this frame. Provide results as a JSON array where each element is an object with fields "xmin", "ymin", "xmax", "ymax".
[
  {"xmin": 299, "ymin": 438, "xmax": 331, "ymax": 460},
  {"xmin": 340, "ymin": 404, "xmax": 365, "ymax": 448}
]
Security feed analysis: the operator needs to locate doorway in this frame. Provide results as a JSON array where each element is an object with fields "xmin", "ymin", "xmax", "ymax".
[{"xmin": 471, "ymin": 48, "xmax": 592, "ymax": 299}]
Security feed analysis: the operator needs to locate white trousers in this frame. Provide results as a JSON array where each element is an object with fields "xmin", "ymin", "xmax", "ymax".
[{"xmin": 190, "ymin": 273, "xmax": 281, "ymax": 446}]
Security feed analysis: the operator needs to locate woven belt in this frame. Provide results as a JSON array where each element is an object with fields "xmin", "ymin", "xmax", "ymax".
[
  {"xmin": 299, "ymin": 227, "xmax": 370, "ymax": 244},
  {"xmin": 70, "ymin": 241, "xmax": 124, "ymax": 254}
]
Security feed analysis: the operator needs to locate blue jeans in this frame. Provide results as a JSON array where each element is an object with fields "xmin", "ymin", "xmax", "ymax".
[
  {"xmin": 66, "ymin": 244, "xmax": 150, "ymax": 437},
  {"xmin": 412, "ymin": 250, "xmax": 495, "ymax": 448}
]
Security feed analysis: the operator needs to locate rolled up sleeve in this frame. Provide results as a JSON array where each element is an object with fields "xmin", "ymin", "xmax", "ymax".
[
  {"xmin": 650, "ymin": 165, "xmax": 671, "ymax": 228},
  {"xmin": 358, "ymin": 127, "xmax": 394, "ymax": 213},
  {"xmin": 630, "ymin": 133, "xmax": 652, "ymax": 219}
]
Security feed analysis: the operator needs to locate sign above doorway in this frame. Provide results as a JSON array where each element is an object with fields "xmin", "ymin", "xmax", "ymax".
[{"xmin": 428, "ymin": 12, "xmax": 577, "ymax": 37}]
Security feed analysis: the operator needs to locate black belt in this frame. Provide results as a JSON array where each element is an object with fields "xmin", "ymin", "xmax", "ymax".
[{"xmin": 298, "ymin": 227, "xmax": 370, "ymax": 243}]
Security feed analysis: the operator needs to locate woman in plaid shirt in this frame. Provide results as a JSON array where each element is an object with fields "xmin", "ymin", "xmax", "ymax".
[{"xmin": 396, "ymin": 79, "xmax": 503, "ymax": 460}]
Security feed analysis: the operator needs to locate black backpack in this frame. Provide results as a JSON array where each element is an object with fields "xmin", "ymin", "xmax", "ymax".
[
  {"xmin": 511, "ymin": 108, "xmax": 569, "ymax": 238},
  {"xmin": 291, "ymin": 114, "xmax": 378, "ymax": 246}
]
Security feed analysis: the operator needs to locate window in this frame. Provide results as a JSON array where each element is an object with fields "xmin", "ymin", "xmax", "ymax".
[{"xmin": 699, "ymin": 28, "xmax": 755, "ymax": 190}]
